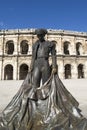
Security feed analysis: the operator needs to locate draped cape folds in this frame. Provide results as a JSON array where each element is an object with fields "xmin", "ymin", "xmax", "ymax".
[{"xmin": 0, "ymin": 72, "xmax": 87, "ymax": 130}]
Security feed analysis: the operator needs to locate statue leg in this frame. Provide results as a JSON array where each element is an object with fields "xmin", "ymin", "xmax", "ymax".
[
  {"xmin": 42, "ymin": 61, "xmax": 51, "ymax": 84},
  {"xmin": 32, "ymin": 66, "xmax": 41, "ymax": 88}
]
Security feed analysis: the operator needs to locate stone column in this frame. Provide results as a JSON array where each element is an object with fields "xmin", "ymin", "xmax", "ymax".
[
  {"xmin": 66, "ymin": 37, "xmax": 76, "ymax": 55},
  {"xmin": 84, "ymin": 61, "xmax": 87, "ymax": 78},
  {"xmin": 0, "ymin": 35, "xmax": 4, "ymax": 80},
  {"xmin": 0, "ymin": 59, "xmax": 2, "ymax": 80},
  {"xmin": 68, "ymin": 42, "xmax": 71, "ymax": 55},
  {"xmin": 0, "ymin": 35, "xmax": 3, "ymax": 55},
  {"xmin": 57, "ymin": 36, "xmax": 63, "ymax": 55},
  {"xmin": 17, "ymin": 58, "xmax": 20, "ymax": 80},
  {"xmin": 83, "ymin": 40, "xmax": 87, "ymax": 55},
  {"xmin": 60, "ymin": 36, "xmax": 64, "ymax": 55},
  {"xmin": 72, "ymin": 37, "xmax": 76, "ymax": 55},
  {"xmin": 71, "ymin": 61, "xmax": 78, "ymax": 79},
  {"xmin": 13, "ymin": 59, "xmax": 18, "ymax": 80},
  {"xmin": 13, "ymin": 40, "xmax": 18, "ymax": 55},
  {"xmin": 16, "ymin": 35, "xmax": 19, "ymax": 80},
  {"xmin": 2, "ymin": 63, "xmax": 5, "ymax": 80},
  {"xmin": 58, "ymin": 59, "xmax": 65, "ymax": 79},
  {"xmin": 28, "ymin": 37, "xmax": 32, "ymax": 55}
]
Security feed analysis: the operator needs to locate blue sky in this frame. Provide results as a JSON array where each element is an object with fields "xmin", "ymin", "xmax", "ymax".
[{"xmin": 0, "ymin": 0, "xmax": 87, "ymax": 32}]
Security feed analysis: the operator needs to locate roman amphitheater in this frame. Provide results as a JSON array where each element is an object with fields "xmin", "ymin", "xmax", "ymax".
[
  {"xmin": 0, "ymin": 28, "xmax": 87, "ymax": 80},
  {"xmin": 0, "ymin": 29, "xmax": 87, "ymax": 117}
]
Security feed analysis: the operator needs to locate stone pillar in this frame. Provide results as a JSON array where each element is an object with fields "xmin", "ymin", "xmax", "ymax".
[
  {"xmin": 79, "ymin": 44, "xmax": 83, "ymax": 55},
  {"xmin": 0, "ymin": 59, "xmax": 2, "ymax": 80},
  {"xmin": 13, "ymin": 40, "xmax": 18, "ymax": 55},
  {"xmin": 58, "ymin": 59, "xmax": 65, "ymax": 79},
  {"xmin": 69, "ymin": 42, "xmax": 72, "ymax": 55},
  {"xmin": 2, "ymin": 63, "xmax": 4, "ymax": 80},
  {"xmin": 28, "ymin": 37, "xmax": 32, "ymax": 55},
  {"xmin": 55, "ymin": 41, "xmax": 58, "ymax": 55},
  {"xmin": 0, "ymin": 35, "xmax": 4, "ymax": 80},
  {"xmin": 13, "ymin": 59, "xmax": 18, "ymax": 80},
  {"xmin": 65, "ymin": 38, "xmax": 75, "ymax": 55},
  {"xmin": 60, "ymin": 36, "xmax": 63, "ymax": 55},
  {"xmin": 0, "ymin": 35, "xmax": 3, "ymax": 55},
  {"xmin": 71, "ymin": 61, "xmax": 78, "ymax": 79},
  {"xmin": 17, "ymin": 59, "xmax": 20, "ymax": 80},
  {"xmin": 84, "ymin": 61, "xmax": 87, "ymax": 78},
  {"xmin": 16, "ymin": 35, "xmax": 19, "ymax": 80},
  {"xmin": 18, "ymin": 35, "xmax": 21, "ymax": 55},
  {"xmin": 72, "ymin": 37, "xmax": 76, "ymax": 55},
  {"xmin": 57, "ymin": 36, "xmax": 63, "ymax": 55},
  {"xmin": 84, "ymin": 40, "xmax": 87, "ymax": 55}
]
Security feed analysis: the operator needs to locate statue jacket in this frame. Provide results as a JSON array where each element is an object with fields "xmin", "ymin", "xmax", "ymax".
[{"xmin": 30, "ymin": 40, "xmax": 57, "ymax": 69}]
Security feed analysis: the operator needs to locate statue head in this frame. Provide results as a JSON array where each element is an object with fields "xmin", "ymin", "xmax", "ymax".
[
  {"xmin": 35, "ymin": 29, "xmax": 47, "ymax": 42},
  {"xmin": 35, "ymin": 28, "xmax": 47, "ymax": 35}
]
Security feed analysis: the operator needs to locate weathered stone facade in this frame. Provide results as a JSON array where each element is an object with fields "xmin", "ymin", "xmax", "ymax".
[{"xmin": 0, "ymin": 29, "xmax": 87, "ymax": 80}]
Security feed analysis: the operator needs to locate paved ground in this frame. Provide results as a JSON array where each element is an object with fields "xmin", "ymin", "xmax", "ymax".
[{"xmin": 0, "ymin": 79, "xmax": 87, "ymax": 118}]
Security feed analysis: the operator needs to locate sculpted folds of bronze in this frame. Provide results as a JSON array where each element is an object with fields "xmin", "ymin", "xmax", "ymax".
[{"xmin": 0, "ymin": 28, "xmax": 87, "ymax": 130}]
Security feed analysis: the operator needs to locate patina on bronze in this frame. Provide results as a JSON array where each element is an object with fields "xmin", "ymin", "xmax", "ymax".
[{"xmin": 0, "ymin": 28, "xmax": 87, "ymax": 130}]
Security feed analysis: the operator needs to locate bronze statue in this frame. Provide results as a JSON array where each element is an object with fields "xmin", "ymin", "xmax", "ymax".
[
  {"xmin": 0, "ymin": 28, "xmax": 87, "ymax": 130},
  {"xmin": 30, "ymin": 29, "xmax": 57, "ymax": 87},
  {"xmin": 29, "ymin": 29, "xmax": 57, "ymax": 100}
]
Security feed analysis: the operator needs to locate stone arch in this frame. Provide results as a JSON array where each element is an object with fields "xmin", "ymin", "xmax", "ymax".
[
  {"xmin": 78, "ymin": 64, "xmax": 84, "ymax": 78},
  {"xmin": 64, "ymin": 64, "xmax": 71, "ymax": 79},
  {"xmin": 5, "ymin": 40, "xmax": 14, "ymax": 54},
  {"xmin": 4, "ymin": 64, "xmax": 13, "ymax": 80},
  {"xmin": 63, "ymin": 41, "xmax": 70, "ymax": 55},
  {"xmin": 51, "ymin": 40, "xmax": 57, "ymax": 44},
  {"xmin": 76, "ymin": 42, "xmax": 82, "ymax": 55},
  {"xmin": 20, "ymin": 40, "xmax": 29, "ymax": 54},
  {"xmin": 51, "ymin": 40, "xmax": 57, "ymax": 53},
  {"xmin": 19, "ymin": 64, "xmax": 28, "ymax": 80}
]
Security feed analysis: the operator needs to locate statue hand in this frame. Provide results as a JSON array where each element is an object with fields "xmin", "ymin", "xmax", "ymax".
[
  {"xmin": 30, "ymin": 65, "xmax": 33, "ymax": 72},
  {"xmin": 52, "ymin": 68, "xmax": 57, "ymax": 74}
]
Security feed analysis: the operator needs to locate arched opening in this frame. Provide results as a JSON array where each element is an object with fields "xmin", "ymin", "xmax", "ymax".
[
  {"xmin": 65, "ymin": 64, "xmax": 71, "ymax": 79},
  {"xmin": 76, "ymin": 42, "xmax": 82, "ymax": 55},
  {"xmin": 51, "ymin": 40, "xmax": 57, "ymax": 53},
  {"xmin": 19, "ymin": 64, "xmax": 28, "ymax": 80},
  {"xmin": 20, "ymin": 40, "xmax": 28, "ymax": 54},
  {"xmin": 6, "ymin": 40, "xmax": 14, "ymax": 54},
  {"xmin": 4, "ymin": 64, "xmax": 13, "ymax": 80},
  {"xmin": 51, "ymin": 40, "xmax": 57, "ymax": 44},
  {"xmin": 78, "ymin": 64, "xmax": 84, "ymax": 78},
  {"xmin": 63, "ymin": 42, "xmax": 70, "ymax": 55}
]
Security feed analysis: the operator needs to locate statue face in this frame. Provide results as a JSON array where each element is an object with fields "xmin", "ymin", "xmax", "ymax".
[{"xmin": 37, "ymin": 34, "xmax": 45, "ymax": 42}]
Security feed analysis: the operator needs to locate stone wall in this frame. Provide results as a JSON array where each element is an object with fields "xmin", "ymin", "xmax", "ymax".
[{"xmin": 0, "ymin": 29, "xmax": 87, "ymax": 80}]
